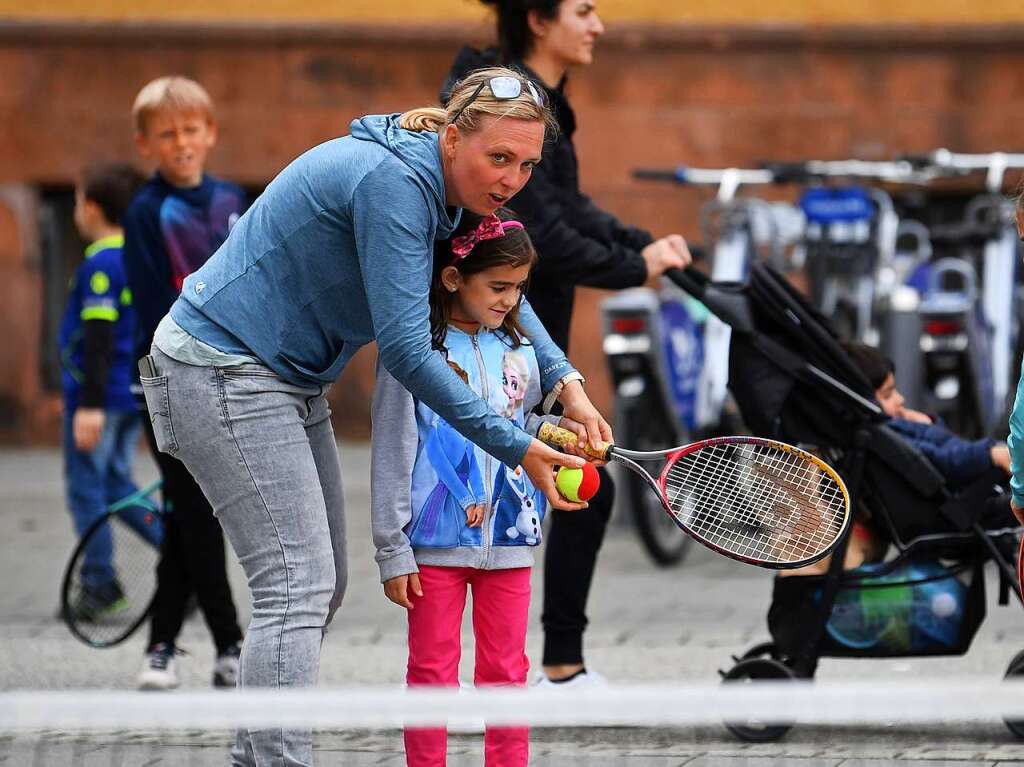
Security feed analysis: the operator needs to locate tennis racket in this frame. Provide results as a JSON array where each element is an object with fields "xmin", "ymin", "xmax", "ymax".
[
  {"xmin": 539, "ymin": 423, "xmax": 850, "ymax": 569},
  {"xmin": 61, "ymin": 479, "xmax": 164, "ymax": 648}
]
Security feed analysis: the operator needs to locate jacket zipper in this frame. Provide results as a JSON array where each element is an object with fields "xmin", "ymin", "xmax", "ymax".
[{"xmin": 470, "ymin": 333, "xmax": 494, "ymax": 569}]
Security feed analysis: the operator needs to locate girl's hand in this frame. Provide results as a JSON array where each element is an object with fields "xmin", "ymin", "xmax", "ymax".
[
  {"xmin": 383, "ymin": 573, "xmax": 422, "ymax": 610},
  {"xmin": 557, "ymin": 416, "xmax": 608, "ymax": 466},
  {"xmin": 465, "ymin": 504, "xmax": 484, "ymax": 527},
  {"xmin": 557, "ymin": 380, "xmax": 613, "ymax": 451},
  {"xmin": 522, "ymin": 439, "xmax": 587, "ymax": 511}
]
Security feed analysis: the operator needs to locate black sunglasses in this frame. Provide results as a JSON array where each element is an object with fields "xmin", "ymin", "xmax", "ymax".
[{"xmin": 449, "ymin": 76, "xmax": 545, "ymax": 127}]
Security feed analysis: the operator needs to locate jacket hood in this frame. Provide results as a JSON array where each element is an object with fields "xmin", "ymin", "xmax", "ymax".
[{"xmin": 350, "ymin": 113, "xmax": 459, "ymax": 237}]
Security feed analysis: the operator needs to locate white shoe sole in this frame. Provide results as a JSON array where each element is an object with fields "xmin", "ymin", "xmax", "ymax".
[{"xmin": 138, "ymin": 674, "xmax": 179, "ymax": 691}]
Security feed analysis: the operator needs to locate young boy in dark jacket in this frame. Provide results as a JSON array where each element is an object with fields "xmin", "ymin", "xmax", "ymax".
[{"xmin": 123, "ymin": 75, "xmax": 245, "ymax": 690}]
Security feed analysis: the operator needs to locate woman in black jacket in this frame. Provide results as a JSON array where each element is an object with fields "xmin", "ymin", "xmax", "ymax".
[{"xmin": 443, "ymin": 0, "xmax": 692, "ymax": 687}]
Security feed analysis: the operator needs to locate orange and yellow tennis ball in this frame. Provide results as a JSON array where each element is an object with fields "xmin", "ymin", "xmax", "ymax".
[{"xmin": 555, "ymin": 462, "xmax": 601, "ymax": 502}]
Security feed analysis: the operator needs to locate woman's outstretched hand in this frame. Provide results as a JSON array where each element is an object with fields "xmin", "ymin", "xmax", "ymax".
[{"xmin": 522, "ymin": 439, "xmax": 587, "ymax": 511}]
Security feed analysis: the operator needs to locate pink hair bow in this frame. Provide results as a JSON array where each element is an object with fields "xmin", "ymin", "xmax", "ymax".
[{"xmin": 450, "ymin": 214, "xmax": 525, "ymax": 263}]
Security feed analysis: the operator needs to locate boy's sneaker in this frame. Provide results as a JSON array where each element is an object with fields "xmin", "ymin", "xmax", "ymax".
[
  {"xmin": 138, "ymin": 642, "xmax": 179, "ymax": 691},
  {"xmin": 212, "ymin": 641, "xmax": 242, "ymax": 688},
  {"xmin": 72, "ymin": 581, "xmax": 128, "ymax": 622},
  {"xmin": 533, "ymin": 668, "xmax": 608, "ymax": 689}
]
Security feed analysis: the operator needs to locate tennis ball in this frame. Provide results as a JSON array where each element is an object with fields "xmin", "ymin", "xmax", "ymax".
[{"xmin": 555, "ymin": 463, "xmax": 600, "ymax": 503}]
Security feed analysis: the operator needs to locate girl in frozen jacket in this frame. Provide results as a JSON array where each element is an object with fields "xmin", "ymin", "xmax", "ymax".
[{"xmin": 371, "ymin": 209, "xmax": 589, "ymax": 767}]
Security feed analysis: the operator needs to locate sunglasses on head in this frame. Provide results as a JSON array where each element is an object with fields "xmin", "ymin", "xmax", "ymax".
[{"xmin": 449, "ymin": 76, "xmax": 545, "ymax": 127}]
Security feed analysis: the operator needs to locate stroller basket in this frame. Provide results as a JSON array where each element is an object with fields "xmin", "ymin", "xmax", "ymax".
[{"xmin": 768, "ymin": 558, "xmax": 986, "ymax": 659}]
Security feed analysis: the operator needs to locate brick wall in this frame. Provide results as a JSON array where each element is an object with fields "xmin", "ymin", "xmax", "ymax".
[
  {"xmin": 5, "ymin": 0, "xmax": 1024, "ymax": 23},
  {"xmin": 2, "ymin": 21, "xmax": 1024, "ymax": 442}
]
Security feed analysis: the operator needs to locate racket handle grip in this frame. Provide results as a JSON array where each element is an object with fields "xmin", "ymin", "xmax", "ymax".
[{"xmin": 537, "ymin": 422, "xmax": 611, "ymax": 462}]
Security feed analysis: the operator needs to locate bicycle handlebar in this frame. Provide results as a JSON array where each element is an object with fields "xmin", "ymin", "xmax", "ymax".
[
  {"xmin": 897, "ymin": 149, "xmax": 1024, "ymax": 191},
  {"xmin": 761, "ymin": 159, "xmax": 932, "ymax": 184},
  {"xmin": 897, "ymin": 153, "xmax": 935, "ymax": 168},
  {"xmin": 899, "ymin": 148, "xmax": 1024, "ymax": 171},
  {"xmin": 634, "ymin": 160, "xmax": 936, "ymax": 190},
  {"xmin": 632, "ymin": 167, "xmax": 777, "ymax": 186},
  {"xmin": 633, "ymin": 168, "xmax": 685, "ymax": 182},
  {"xmin": 633, "ymin": 166, "xmax": 778, "ymax": 203}
]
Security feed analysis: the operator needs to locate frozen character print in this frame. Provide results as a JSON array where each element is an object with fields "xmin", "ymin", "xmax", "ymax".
[
  {"xmin": 498, "ymin": 350, "xmax": 530, "ymax": 419},
  {"xmin": 493, "ymin": 463, "xmax": 544, "ymax": 546},
  {"xmin": 490, "ymin": 349, "xmax": 543, "ymax": 545},
  {"xmin": 409, "ymin": 415, "xmax": 486, "ymax": 548}
]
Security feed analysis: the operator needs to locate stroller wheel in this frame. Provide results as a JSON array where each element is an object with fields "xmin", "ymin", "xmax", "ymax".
[
  {"xmin": 1005, "ymin": 649, "xmax": 1024, "ymax": 675},
  {"xmin": 720, "ymin": 657, "xmax": 796, "ymax": 742},
  {"xmin": 738, "ymin": 642, "xmax": 783, "ymax": 662},
  {"xmin": 1003, "ymin": 651, "xmax": 1024, "ymax": 739}
]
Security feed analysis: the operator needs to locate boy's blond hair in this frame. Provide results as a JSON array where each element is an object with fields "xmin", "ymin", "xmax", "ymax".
[{"xmin": 132, "ymin": 76, "xmax": 214, "ymax": 135}]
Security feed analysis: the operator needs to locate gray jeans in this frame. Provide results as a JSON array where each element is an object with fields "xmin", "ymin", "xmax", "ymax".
[{"xmin": 142, "ymin": 347, "xmax": 347, "ymax": 766}]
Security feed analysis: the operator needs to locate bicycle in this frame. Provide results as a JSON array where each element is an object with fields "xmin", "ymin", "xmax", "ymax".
[
  {"xmin": 603, "ymin": 165, "xmax": 794, "ymax": 565},
  {"xmin": 901, "ymin": 149, "xmax": 1024, "ymax": 436}
]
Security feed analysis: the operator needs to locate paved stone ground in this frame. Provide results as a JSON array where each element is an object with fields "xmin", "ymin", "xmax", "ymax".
[{"xmin": 2, "ymin": 445, "xmax": 1024, "ymax": 765}]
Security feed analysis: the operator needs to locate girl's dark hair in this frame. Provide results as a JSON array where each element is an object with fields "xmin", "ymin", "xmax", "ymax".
[
  {"xmin": 430, "ymin": 207, "xmax": 538, "ymax": 353},
  {"xmin": 841, "ymin": 342, "xmax": 895, "ymax": 390},
  {"xmin": 480, "ymin": 0, "xmax": 562, "ymax": 61}
]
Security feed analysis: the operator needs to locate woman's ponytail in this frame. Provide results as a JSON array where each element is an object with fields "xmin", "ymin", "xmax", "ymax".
[{"xmin": 398, "ymin": 107, "xmax": 448, "ymax": 132}]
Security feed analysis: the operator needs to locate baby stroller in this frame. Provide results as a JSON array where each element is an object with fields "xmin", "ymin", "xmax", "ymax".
[{"xmin": 668, "ymin": 263, "xmax": 1024, "ymax": 742}]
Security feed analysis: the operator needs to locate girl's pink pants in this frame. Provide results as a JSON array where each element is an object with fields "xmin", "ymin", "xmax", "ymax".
[{"xmin": 404, "ymin": 565, "xmax": 531, "ymax": 767}]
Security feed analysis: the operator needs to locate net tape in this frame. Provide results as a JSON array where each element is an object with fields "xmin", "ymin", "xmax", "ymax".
[{"xmin": 4, "ymin": 680, "xmax": 1024, "ymax": 731}]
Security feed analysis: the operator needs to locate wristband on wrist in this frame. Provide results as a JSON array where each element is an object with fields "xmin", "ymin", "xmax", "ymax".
[{"xmin": 543, "ymin": 371, "xmax": 586, "ymax": 414}]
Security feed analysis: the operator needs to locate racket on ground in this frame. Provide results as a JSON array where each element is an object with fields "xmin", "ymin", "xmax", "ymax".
[
  {"xmin": 61, "ymin": 480, "xmax": 164, "ymax": 648},
  {"xmin": 539, "ymin": 423, "xmax": 850, "ymax": 569}
]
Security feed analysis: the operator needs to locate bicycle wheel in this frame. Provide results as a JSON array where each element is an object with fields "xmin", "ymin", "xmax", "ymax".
[
  {"xmin": 624, "ymin": 403, "xmax": 691, "ymax": 567},
  {"xmin": 61, "ymin": 480, "xmax": 164, "ymax": 648}
]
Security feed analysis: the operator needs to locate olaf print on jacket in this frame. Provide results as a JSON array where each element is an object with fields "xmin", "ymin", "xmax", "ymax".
[{"xmin": 492, "ymin": 350, "xmax": 545, "ymax": 546}]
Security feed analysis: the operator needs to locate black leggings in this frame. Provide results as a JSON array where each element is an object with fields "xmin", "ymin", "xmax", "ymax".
[
  {"xmin": 540, "ymin": 466, "xmax": 615, "ymax": 666},
  {"xmin": 143, "ymin": 419, "xmax": 242, "ymax": 654}
]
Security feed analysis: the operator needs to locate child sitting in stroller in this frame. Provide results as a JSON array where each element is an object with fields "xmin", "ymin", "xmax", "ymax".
[
  {"xmin": 783, "ymin": 341, "xmax": 1015, "ymax": 581},
  {"xmin": 769, "ymin": 341, "xmax": 1018, "ymax": 658},
  {"xmin": 843, "ymin": 342, "xmax": 1013, "ymax": 491}
]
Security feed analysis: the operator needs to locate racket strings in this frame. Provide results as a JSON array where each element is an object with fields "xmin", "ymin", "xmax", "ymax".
[
  {"xmin": 710, "ymin": 450, "xmax": 843, "ymax": 562},
  {"xmin": 670, "ymin": 450, "xmax": 793, "ymax": 559},
  {"xmin": 671, "ymin": 459, "xmax": 825, "ymax": 563},
  {"xmin": 709, "ymin": 447, "xmax": 844, "ymax": 562},
  {"xmin": 663, "ymin": 442, "xmax": 846, "ymax": 564}
]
